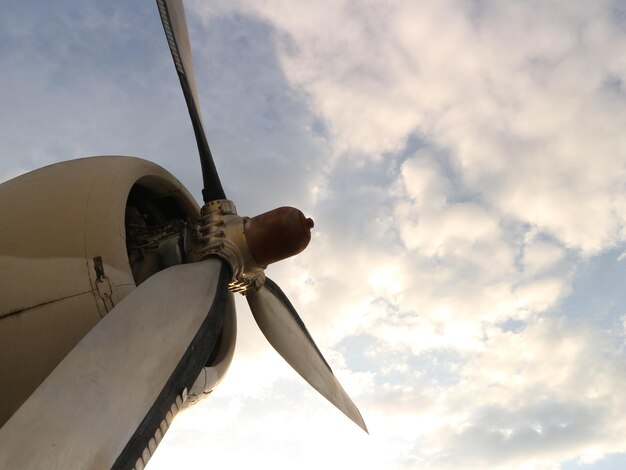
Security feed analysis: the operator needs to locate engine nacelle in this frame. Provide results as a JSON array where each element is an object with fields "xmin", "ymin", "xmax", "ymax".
[{"xmin": 0, "ymin": 156, "xmax": 236, "ymax": 426}]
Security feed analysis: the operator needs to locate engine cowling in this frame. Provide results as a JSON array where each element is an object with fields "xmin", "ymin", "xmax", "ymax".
[{"xmin": 0, "ymin": 156, "xmax": 236, "ymax": 427}]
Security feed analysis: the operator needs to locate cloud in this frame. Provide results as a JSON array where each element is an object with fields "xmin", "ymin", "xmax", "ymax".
[
  {"xmin": 522, "ymin": 240, "xmax": 567, "ymax": 277},
  {"xmin": 203, "ymin": 0, "xmax": 626, "ymax": 256},
  {"xmin": 185, "ymin": 0, "xmax": 626, "ymax": 467},
  {"xmin": 407, "ymin": 316, "xmax": 626, "ymax": 469}
]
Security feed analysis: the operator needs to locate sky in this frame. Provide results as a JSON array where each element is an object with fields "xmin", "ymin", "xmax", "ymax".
[{"xmin": 1, "ymin": 0, "xmax": 626, "ymax": 468}]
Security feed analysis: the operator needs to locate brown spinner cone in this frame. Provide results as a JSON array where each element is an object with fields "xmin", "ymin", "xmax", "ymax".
[{"xmin": 244, "ymin": 207, "xmax": 314, "ymax": 267}]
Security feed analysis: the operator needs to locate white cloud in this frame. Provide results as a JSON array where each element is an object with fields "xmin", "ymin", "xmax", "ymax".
[
  {"xmin": 409, "ymin": 316, "xmax": 626, "ymax": 469},
  {"xmin": 522, "ymin": 241, "xmax": 567, "ymax": 276},
  {"xmin": 187, "ymin": 1, "xmax": 626, "ymax": 467},
  {"xmin": 399, "ymin": 153, "xmax": 452, "ymax": 210},
  {"xmin": 204, "ymin": 0, "xmax": 626, "ymax": 257}
]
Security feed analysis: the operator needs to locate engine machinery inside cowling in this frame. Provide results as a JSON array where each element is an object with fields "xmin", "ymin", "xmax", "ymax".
[
  {"xmin": 123, "ymin": 178, "xmax": 236, "ymax": 403},
  {"xmin": 125, "ymin": 183, "xmax": 191, "ymax": 285}
]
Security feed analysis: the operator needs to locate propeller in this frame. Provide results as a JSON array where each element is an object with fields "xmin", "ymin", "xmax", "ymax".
[
  {"xmin": 0, "ymin": 1, "xmax": 366, "ymax": 468},
  {"xmin": 248, "ymin": 278, "xmax": 367, "ymax": 431},
  {"xmin": 156, "ymin": 0, "xmax": 366, "ymax": 431},
  {"xmin": 156, "ymin": 0, "xmax": 224, "ymax": 203},
  {"xmin": 0, "ymin": 259, "xmax": 232, "ymax": 469}
]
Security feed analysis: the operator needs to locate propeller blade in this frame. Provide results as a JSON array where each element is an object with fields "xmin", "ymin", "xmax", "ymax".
[
  {"xmin": 247, "ymin": 278, "xmax": 368, "ymax": 432},
  {"xmin": 0, "ymin": 258, "xmax": 232, "ymax": 469},
  {"xmin": 156, "ymin": 0, "xmax": 225, "ymax": 202}
]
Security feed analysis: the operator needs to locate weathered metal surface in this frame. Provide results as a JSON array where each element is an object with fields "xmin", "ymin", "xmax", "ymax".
[
  {"xmin": 0, "ymin": 156, "xmax": 199, "ymax": 426},
  {"xmin": 198, "ymin": 199, "xmax": 265, "ymax": 294},
  {"xmin": 0, "ymin": 259, "xmax": 228, "ymax": 469}
]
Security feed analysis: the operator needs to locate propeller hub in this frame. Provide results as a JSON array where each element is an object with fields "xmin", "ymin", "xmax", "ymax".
[
  {"xmin": 196, "ymin": 200, "xmax": 313, "ymax": 294},
  {"xmin": 197, "ymin": 200, "xmax": 264, "ymax": 293}
]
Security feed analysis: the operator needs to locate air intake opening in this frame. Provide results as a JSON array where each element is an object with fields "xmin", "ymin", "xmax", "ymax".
[{"xmin": 125, "ymin": 182, "xmax": 193, "ymax": 285}]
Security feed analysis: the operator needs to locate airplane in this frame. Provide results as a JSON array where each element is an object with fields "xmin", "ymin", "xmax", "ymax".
[{"xmin": 0, "ymin": 1, "xmax": 366, "ymax": 468}]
